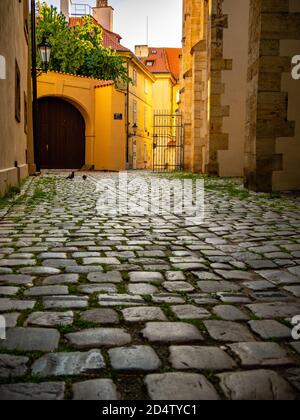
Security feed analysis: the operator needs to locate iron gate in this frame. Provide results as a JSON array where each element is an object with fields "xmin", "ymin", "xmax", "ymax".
[{"xmin": 152, "ymin": 111, "xmax": 184, "ymax": 172}]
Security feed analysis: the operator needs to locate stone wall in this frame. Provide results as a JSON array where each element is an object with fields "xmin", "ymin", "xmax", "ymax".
[{"xmin": 245, "ymin": 0, "xmax": 300, "ymax": 192}]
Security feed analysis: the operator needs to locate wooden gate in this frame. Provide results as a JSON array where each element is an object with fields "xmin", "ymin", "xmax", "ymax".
[{"xmin": 37, "ymin": 97, "xmax": 86, "ymax": 169}]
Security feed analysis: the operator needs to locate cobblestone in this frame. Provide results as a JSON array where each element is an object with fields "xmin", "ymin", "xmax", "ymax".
[{"xmin": 0, "ymin": 172, "xmax": 299, "ymax": 399}]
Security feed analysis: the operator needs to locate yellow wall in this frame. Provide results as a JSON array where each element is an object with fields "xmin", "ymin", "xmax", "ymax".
[
  {"xmin": 152, "ymin": 75, "xmax": 179, "ymax": 113},
  {"xmin": 0, "ymin": 0, "xmax": 32, "ymax": 195},
  {"xmin": 95, "ymin": 85, "xmax": 126, "ymax": 171},
  {"xmin": 37, "ymin": 72, "xmax": 126, "ymax": 172},
  {"xmin": 38, "ymin": 72, "xmax": 96, "ymax": 165},
  {"xmin": 127, "ymin": 60, "xmax": 154, "ymax": 169}
]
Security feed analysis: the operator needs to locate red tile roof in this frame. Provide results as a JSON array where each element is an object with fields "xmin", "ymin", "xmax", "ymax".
[
  {"xmin": 95, "ymin": 80, "xmax": 114, "ymax": 88},
  {"xmin": 69, "ymin": 17, "xmax": 129, "ymax": 52},
  {"xmin": 141, "ymin": 47, "xmax": 181, "ymax": 81}
]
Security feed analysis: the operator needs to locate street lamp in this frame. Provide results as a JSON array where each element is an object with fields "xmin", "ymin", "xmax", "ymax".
[
  {"xmin": 37, "ymin": 37, "xmax": 52, "ymax": 73},
  {"xmin": 31, "ymin": 0, "xmax": 52, "ymax": 172}
]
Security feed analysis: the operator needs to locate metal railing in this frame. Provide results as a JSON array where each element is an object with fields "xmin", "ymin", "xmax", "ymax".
[{"xmin": 71, "ymin": 3, "xmax": 93, "ymax": 17}]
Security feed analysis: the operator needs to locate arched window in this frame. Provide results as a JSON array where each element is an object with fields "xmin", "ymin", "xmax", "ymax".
[{"xmin": 0, "ymin": 55, "xmax": 6, "ymax": 80}]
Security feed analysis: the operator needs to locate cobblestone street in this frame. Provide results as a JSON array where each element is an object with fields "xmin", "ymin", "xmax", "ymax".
[{"xmin": 0, "ymin": 171, "xmax": 300, "ymax": 400}]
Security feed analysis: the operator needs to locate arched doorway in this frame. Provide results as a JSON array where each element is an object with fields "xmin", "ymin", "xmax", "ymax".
[{"xmin": 37, "ymin": 97, "xmax": 86, "ymax": 169}]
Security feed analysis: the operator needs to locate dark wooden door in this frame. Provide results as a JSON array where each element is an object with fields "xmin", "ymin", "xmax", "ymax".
[{"xmin": 37, "ymin": 97, "xmax": 85, "ymax": 169}]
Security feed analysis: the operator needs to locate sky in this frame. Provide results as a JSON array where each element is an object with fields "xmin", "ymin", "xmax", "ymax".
[{"xmin": 46, "ymin": 0, "xmax": 183, "ymax": 52}]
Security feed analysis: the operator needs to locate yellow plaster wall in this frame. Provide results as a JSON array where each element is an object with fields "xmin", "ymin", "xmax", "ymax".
[
  {"xmin": 94, "ymin": 86, "xmax": 126, "ymax": 171},
  {"xmin": 37, "ymin": 72, "xmax": 96, "ymax": 165}
]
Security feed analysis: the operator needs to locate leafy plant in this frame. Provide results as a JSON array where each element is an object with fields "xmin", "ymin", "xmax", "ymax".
[{"xmin": 36, "ymin": 2, "xmax": 130, "ymax": 83}]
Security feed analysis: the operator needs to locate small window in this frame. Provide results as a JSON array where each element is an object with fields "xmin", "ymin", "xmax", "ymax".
[
  {"xmin": 146, "ymin": 61, "xmax": 154, "ymax": 67},
  {"xmin": 133, "ymin": 68, "xmax": 137, "ymax": 86},
  {"xmin": 151, "ymin": 50, "xmax": 157, "ymax": 54},
  {"xmin": 0, "ymin": 55, "xmax": 6, "ymax": 80},
  {"xmin": 15, "ymin": 61, "xmax": 21, "ymax": 123},
  {"xmin": 144, "ymin": 78, "xmax": 148, "ymax": 94},
  {"xmin": 144, "ymin": 143, "xmax": 147, "ymax": 163},
  {"xmin": 132, "ymin": 100, "xmax": 137, "ymax": 124}
]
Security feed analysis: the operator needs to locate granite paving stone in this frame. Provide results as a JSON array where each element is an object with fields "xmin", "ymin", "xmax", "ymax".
[
  {"xmin": 109, "ymin": 345, "xmax": 161, "ymax": 371},
  {"xmin": 32, "ymin": 350, "xmax": 105, "ymax": 377}
]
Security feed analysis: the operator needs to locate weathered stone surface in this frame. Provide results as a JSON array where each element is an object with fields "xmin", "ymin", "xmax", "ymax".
[
  {"xmin": 65, "ymin": 266, "xmax": 103, "ymax": 274},
  {"xmin": 0, "ymin": 298, "xmax": 35, "ymax": 312},
  {"xmin": 24, "ymin": 286, "xmax": 69, "ymax": 297},
  {"xmin": 291, "ymin": 342, "xmax": 300, "ymax": 354},
  {"xmin": 142, "ymin": 322, "xmax": 203, "ymax": 343},
  {"xmin": 122, "ymin": 307, "xmax": 167, "ymax": 322},
  {"xmin": 83, "ymin": 257, "xmax": 120, "ymax": 265},
  {"xmin": 0, "ymin": 259, "xmax": 36, "ymax": 267},
  {"xmin": 43, "ymin": 296, "xmax": 88, "ymax": 309},
  {"xmin": 128, "ymin": 283, "xmax": 158, "ymax": 295},
  {"xmin": 0, "ymin": 328, "xmax": 60, "ymax": 351},
  {"xmin": 66, "ymin": 328, "xmax": 131, "ymax": 348},
  {"xmin": 248, "ymin": 320, "xmax": 291, "ymax": 339},
  {"xmin": 0, "ymin": 286, "xmax": 19, "ymax": 296},
  {"xmin": 0, "ymin": 275, "xmax": 34, "ymax": 285},
  {"xmin": 78, "ymin": 284, "xmax": 117, "ymax": 294},
  {"xmin": 163, "ymin": 281, "xmax": 194, "ymax": 292},
  {"xmin": 247, "ymin": 302, "xmax": 300, "ymax": 319},
  {"xmin": 145, "ymin": 373, "xmax": 219, "ymax": 400},
  {"xmin": 87, "ymin": 271, "xmax": 123, "ymax": 284},
  {"xmin": 98, "ymin": 294, "xmax": 144, "ymax": 307},
  {"xmin": 170, "ymin": 346, "xmax": 236, "ymax": 371},
  {"xmin": 109, "ymin": 346, "xmax": 161, "ymax": 371},
  {"xmin": 229, "ymin": 342, "xmax": 294, "ymax": 367},
  {"xmin": 243, "ymin": 280, "xmax": 275, "ymax": 291},
  {"xmin": 42, "ymin": 274, "xmax": 79, "ymax": 285},
  {"xmin": 0, "ymin": 382, "xmax": 65, "ymax": 400},
  {"xmin": 19, "ymin": 267, "xmax": 60, "ymax": 275},
  {"xmin": 166, "ymin": 271, "xmax": 186, "ymax": 281},
  {"xmin": 32, "ymin": 350, "xmax": 105, "ymax": 377},
  {"xmin": 80, "ymin": 308, "xmax": 119, "ymax": 325},
  {"xmin": 213, "ymin": 305, "xmax": 249, "ymax": 321},
  {"xmin": 204, "ymin": 321, "xmax": 255, "ymax": 342},
  {"xmin": 256, "ymin": 270, "xmax": 300, "ymax": 285},
  {"xmin": 129, "ymin": 272, "xmax": 164, "ymax": 283},
  {"xmin": 152, "ymin": 294, "xmax": 185, "ymax": 304},
  {"xmin": 2, "ymin": 312, "xmax": 20, "ymax": 328},
  {"xmin": 217, "ymin": 370, "xmax": 296, "ymax": 400},
  {"xmin": 197, "ymin": 281, "xmax": 240, "ymax": 293},
  {"xmin": 216, "ymin": 270, "xmax": 258, "ymax": 281},
  {"xmin": 171, "ymin": 304, "xmax": 210, "ymax": 320},
  {"xmin": 0, "ymin": 354, "xmax": 29, "ymax": 378},
  {"xmin": 284, "ymin": 286, "xmax": 300, "ymax": 297},
  {"xmin": 284, "ymin": 368, "xmax": 300, "ymax": 392},
  {"xmin": 25, "ymin": 311, "xmax": 74, "ymax": 327},
  {"xmin": 72, "ymin": 379, "xmax": 118, "ymax": 400}
]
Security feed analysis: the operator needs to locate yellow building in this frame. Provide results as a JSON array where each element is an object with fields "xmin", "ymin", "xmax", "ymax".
[
  {"xmin": 37, "ymin": 71, "xmax": 126, "ymax": 171},
  {"xmin": 66, "ymin": 0, "xmax": 155, "ymax": 170},
  {"xmin": 135, "ymin": 46, "xmax": 181, "ymax": 114},
  {"xmin": 0, "ymin": 0, "xmax": 33, "ymax": 195}
]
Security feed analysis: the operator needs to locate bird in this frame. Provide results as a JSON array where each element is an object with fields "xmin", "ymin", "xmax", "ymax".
[
  {"xmin": 66, "ymin": 171, "xmax": 75, "ymax": 180},
  {"xmin": 82, "ymin": 175, "xmax": 87, "ymax": 181}
]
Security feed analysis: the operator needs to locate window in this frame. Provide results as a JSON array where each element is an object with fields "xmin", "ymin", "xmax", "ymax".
[
  {"xmin": 133, "ymin": 68, "xmax": 137, "ymax": 86},
  {"xmin": 151, "ymin": 50, "xmax": 157, "ymax": 54},
  {"xmin": 15, "ymin": 61, "xmax": 21, "ymax": 123},
  {"xmin": 146, "ymin": 61, "xmax": 154, "ymax": 67},
  {"xmin": 24, "ymin": 93, "xmax": 28, "ymax": 134},
  {"xmin": 0, "ymin": 55, "xmax": 6, "ymax": 80},
  {"xmin": 144, "ymin": 143, "xmax": 147, "ymax": 163},
  {"xmin": 132, "ymin": 100, "xmax": 137, "ymax": 125},
  {"xmin": 144, "ymin": 78, "xmax": 148, "ymax": 94}
]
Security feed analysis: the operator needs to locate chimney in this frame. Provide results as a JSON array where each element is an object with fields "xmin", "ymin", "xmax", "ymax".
[
  {"xmin": 93, "ymin": 0, "xmax": 114, "ymax": 32},
  {"xmin": 135, "ymin": 45, "xmax": 149, "ymax": 59},
  {"xmin": 60, "ymin": 0, "xmax": 71, "ymax": 20}
]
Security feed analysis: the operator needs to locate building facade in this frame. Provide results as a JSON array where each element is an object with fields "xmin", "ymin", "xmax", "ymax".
[
  {"xmin": 135, "ymin": 46, "xmax": 181, "ymax": 114},
  {"xmin": 37, "ymin": 72, "xmax": 126, "ymax": 171},
  {"xmin": 67, "ymin": 0, "xmax": 155, "ymax": 170},
  {"xmin": 180, "ymin": 0, "xmax": 300, "ymax": 191},
  {"xmin": 0, "ymin": 0, "xmax": 33, "ymax": 195}
]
